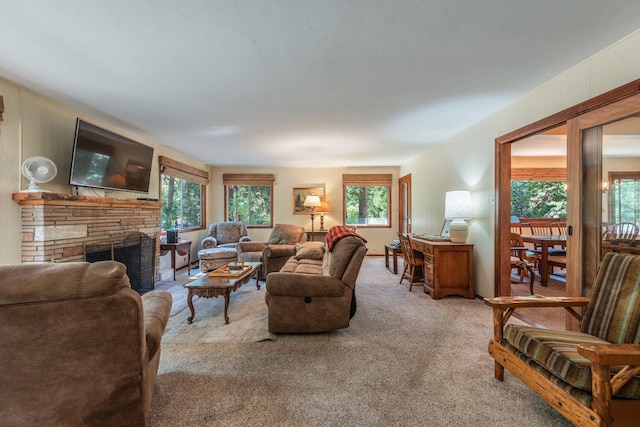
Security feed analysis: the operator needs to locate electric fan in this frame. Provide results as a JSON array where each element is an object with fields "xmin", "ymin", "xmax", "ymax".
[{"xmin": 21, "ymin": 156, "xmax": 57, "ymax": 192}]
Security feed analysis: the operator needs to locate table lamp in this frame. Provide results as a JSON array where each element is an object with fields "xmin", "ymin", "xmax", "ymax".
[
  {"xmin": 444, "ymin": 190, "xmax": 473, "ymax": 243},
  {"xmin": 303, "ymin": 195, "xmax": 322, "ymax": 234},
  {"xmin": 315, "ymin": 200, "xmax": 330, "ymax": 231}
]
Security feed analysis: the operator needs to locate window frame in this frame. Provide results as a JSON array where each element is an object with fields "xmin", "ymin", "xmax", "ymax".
[
  {"xmin": 223, "ymin": 174, "xmax": 275, "ymax": 228},
  {"xmin": 342, "ymin": 174, "xmax": 392, "ymax": 228},
  {"xmin": 159, "ymin": 156, "xmax": 208, "ymax": 233},
  {"xmin": 608, "ymin": 171, "xmax": 640, "ymax": 225}
]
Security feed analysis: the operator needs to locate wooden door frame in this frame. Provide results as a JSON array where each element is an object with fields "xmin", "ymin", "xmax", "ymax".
[
  {"xmin": 399, "ymin": 174, "xmax": 412, "ymax": 234},
  {"xmin": 495, "ymin": 78, "xmax": 640, "ymax": 300}
]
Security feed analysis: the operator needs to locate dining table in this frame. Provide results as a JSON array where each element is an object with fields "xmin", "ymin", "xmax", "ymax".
[{"xmin": 520, "ymin": 235, "xmax": 566, "ymax": 287}]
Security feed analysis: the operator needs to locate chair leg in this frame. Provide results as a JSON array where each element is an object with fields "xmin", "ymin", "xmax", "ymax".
[
  {"xmin": 408, "ymin": 265, "xmax": 415, "ymax": 291},
  {"xmin": 399, "ymin": 263, "xmax": 409, "ymax": 284}
]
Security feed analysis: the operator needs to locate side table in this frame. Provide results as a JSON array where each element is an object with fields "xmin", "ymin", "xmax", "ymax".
[
  {"xmin": 160, "ymin": 240, "xmax": 192, "ymax": 281},
  {"xmin": 384, "ymin": 243, "xmax": 402, "ymax": 274}
]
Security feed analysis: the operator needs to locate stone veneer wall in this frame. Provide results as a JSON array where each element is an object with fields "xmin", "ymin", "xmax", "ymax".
[{"xmin": 12, "ymin": 193, "xmax": 163, "ymax": 281}]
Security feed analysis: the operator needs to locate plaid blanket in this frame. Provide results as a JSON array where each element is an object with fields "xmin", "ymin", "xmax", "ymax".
[{"xmin": 326, "ymin": 225, "xmax": 367, "ymax": 252}]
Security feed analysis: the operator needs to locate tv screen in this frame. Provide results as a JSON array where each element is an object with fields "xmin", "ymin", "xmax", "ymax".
[{"xmin": 69, "ymin": 119, "xmax": 154, "ymax": 193}]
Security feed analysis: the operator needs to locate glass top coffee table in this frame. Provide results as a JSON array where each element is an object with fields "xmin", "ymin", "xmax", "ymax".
[{"xmin": 183, "ymin": 261, "xmax": 262, "ymax": 324}]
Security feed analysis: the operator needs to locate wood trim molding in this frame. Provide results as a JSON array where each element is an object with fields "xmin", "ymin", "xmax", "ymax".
[
  {"xmin": 0, "ymin": 95, "xmax": 3, "ymax": 121},
  {"xmin": 496, "ymin": 78, "xmax": 640, "ymax": 145},
  {"xmin": 511, "ymin": 167, "xmax": 567, "ymax": 181}
]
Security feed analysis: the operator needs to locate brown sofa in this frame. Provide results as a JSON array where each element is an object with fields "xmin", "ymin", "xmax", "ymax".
[
  {"xmin": 265, "ymin": 235, "xmax": 367, "ymax": 333},
  {"xmin": 237, "ymin": 223, "xmax": 307, "ymax": 280},
  {"xmin": 0, "ymin": 261, "xmax": 172, "ymax": 426}
]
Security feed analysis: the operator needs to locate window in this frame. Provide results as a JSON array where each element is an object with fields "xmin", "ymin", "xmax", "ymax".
[
  {"xmin": 223, "ymin": 174, "xmax": 274, "ymax": 227},
  {"xmin": 159, "ymin": 156, "xmax": 208, "ymax": 231},
  {"xmin": 609, "ymin": 172, "xmax": 640, "ymax": 225},
  {"xmin": 343, "ymin": 174, "xmax": 392, "ymax": 227},
  {"xmin": 510, "ymin": 168, "xmax": 567, "ymax": 218}
]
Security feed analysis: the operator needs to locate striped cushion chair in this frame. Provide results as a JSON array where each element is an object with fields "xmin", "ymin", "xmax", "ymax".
[{"xmin": 485, "ymin": 252, "xmax": 640, "ymax": 427}]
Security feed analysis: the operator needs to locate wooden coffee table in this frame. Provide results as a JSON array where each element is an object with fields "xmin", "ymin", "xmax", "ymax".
[{"xmin": 183, "ymin": 262, "xmax": 262, "ymax": 324}]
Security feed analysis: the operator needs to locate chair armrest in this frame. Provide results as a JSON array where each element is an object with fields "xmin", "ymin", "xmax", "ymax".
[
  {"xmin": 201, "ymin": 236, "xmax": 218, "ymax": 249},
  {"xmin": 484, "ymin": 295, "xmax": 589, "ymax": 310},
  {"xmin": 485, "ymin": 296, "xmax": 590, "ymax": 341},
  {"xmin": 578, "ymin": 343, "xmax": 640, "ymax": 406},
  {"xmin": 264, "ymin": 245, "xmax": 297, "ymax": 258},
  {"xmin": 237, "ymin": 241, "xmax": 267, "ymax": 254},
  {"xmin": 578, "ymin": 343, "xmax": 640, "ymax": 366},
  {"xmin": 142, "ymin": 290, "xmax": 172, "ymax": 360}
]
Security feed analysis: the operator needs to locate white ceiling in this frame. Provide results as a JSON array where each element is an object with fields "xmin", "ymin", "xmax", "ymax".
[{"xmin": 2, "ymin": 1, "xmax": 640, "ymax": 168}]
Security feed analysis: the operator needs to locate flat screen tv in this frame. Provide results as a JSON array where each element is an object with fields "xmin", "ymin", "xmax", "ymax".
[{"xmin": 69, "ymin": 119, "xmax": 154, "ymax": 193}]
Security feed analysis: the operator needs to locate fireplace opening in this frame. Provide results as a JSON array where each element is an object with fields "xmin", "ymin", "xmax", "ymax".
[{"xmin": 85, "ymin": 232, "xmax": 156, "ymax": 294}]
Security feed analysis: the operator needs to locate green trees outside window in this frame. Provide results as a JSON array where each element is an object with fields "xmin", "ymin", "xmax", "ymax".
[
  {"xmin": 609, "ymin": 174, "xmax": 640, "ymax": 224},
  {"xmin": 226, "ymin": 185, "xmax": 272, "ymax": 226},
  {"xmin": 511, "ymin": 181, "xmax": 567, "ymax": 218},
  {"xmin": 161, "ymin": 175, "xmax": 203, "ymax": 230},
  {"xmin": 345, "ymin": 185, "xmax": 389, "ymax": 226}
]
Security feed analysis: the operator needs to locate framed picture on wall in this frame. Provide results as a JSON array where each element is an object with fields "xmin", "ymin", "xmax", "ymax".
[{"xmin": 293, "ymin": 187, "xmax": 325, "ymax": 214}]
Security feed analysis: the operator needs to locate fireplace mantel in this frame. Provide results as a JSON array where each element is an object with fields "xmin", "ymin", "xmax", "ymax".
[
  {"xmin": 13, "ymin": 192, "xmax": 163, "ymax": 282},
  {"xmin": 12, "ymin": 192, "xmax": 163, "ymax": 209}
]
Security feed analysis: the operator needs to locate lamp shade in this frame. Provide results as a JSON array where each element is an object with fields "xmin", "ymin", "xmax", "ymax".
[
  {"xmin": 303, "ymin": 195, "xmax": 322, "ymax": 208},
  {"xmin": 315, "ymin": 200, "xmax": 330, "ymax": 213},
  {"xmin": 444, "ymin": 190, "xmax": 472, "ymax": 243},
  {"xmin": 444, "ymin": 190, "xmax": 473, "ymax": 219}
]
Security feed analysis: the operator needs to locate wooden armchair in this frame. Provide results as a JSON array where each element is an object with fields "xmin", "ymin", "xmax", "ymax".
[{"xmin": 485, "ymin": 252, "xmax": 640, "ymax": 426}]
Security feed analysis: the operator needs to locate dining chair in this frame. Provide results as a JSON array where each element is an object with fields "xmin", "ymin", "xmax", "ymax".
[
  {"xmin": 603, "ymin": 222, "xmax": 640, "ymax": 241},
  {"xmin": 509, "ymin": 232, "xmax": 539, "ymax": 294},
  {"xmin": 397, "ymin": 233, "xmax": 423, "ymax": 291}
]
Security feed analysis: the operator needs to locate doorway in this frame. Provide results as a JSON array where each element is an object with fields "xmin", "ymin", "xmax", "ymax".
[
  {"xmin": 399, "ymin": 174, "xmax": 411, "ymax": 234},
  {"xmin": 495, "ymin": 80, "xmax": 640, "ymax": 330}
]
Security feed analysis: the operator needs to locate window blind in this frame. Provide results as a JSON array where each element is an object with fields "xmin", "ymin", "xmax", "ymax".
[{"xmin": 159, "ymin": 156, "xmax": 209, "ymax": 185}]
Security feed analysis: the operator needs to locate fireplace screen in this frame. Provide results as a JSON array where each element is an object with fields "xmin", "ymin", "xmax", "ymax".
[{"xmin": 85, "ymin": 232, "xmax": 156, "ymax": 294}]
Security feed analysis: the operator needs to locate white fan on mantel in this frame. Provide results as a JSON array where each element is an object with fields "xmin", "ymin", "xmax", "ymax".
[{"xmin": 21, "ymin": 156, "xmax": 57, "ymax": 192}]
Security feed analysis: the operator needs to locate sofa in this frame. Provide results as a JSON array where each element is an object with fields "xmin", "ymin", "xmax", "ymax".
[
  {"xmin": 0, "ymin": 261, "xmax": 172, "ymax": 426},
  {"xmin": 265, "ymin": 231, "xmax": 367, "ymax": 333},
  {"xmin": 237, "ymin": 223, "xmax": 307, "ymax": 280},
  {"xmin": 201, "ymin": 221, "xmax": 251, "ymax": 249}
]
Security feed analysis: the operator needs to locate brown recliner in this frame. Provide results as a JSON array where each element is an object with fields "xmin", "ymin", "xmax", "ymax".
[
  {"xmin": 237, "ymin": 223, "xmax": 307, "ymax": 280},
  {"xmin": 0, "ymin": 261, "xmax": 172, "ymax": 426},
  {"xmin": 265, "ymin": 235, "xmax": 367, "ymax": 333}
]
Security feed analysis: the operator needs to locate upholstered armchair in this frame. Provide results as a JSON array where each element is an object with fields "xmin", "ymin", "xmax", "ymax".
[
  {"xmin": 0, "ymin": 261, "xmax": 172, "ymax": 426},
  {"xmin": 237, "ymin": 223, "xmax": 307, "ymax": 279},
  {"xmin": 485, "ymin": 252, "xmax": 640, "ymax": 426},
  {"xmin": 201, "ymin": 221, "xmax": 251, "ymax": 249}
]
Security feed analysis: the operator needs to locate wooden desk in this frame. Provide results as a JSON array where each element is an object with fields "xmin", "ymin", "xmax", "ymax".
[
  {"xmin": 521, "ymin": 235, "xmax": 566, "ymax": 287},
  {"xmin": 384, "ymin": 243, "xmax": 402, "ymax": 274},
  {"xmin": 160, "ymin": 240, "xmax": 191, "ymax": 281},
  {"xmin": 410, "ymin": 236, "xmax": 474, "ymax": 299}
]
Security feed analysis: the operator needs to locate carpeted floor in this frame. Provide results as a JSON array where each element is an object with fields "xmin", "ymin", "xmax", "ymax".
[{"xmin": 149, "ymin": 258, "xmax": 571, "ymax": 426}]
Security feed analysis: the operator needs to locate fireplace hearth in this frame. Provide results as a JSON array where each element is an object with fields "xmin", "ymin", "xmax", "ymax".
[{"xmin": 85, "ymin": 232, "xmax": 156, "ymax": 294}]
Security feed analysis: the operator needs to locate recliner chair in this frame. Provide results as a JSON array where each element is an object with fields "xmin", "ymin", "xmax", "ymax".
[
  {"xmin": 0, "ymin": 261, "xmax": 172, "ymax": 426},
  {"xmin": 237, "ymin": 223, "xmax": 307, "ymax": 280}
]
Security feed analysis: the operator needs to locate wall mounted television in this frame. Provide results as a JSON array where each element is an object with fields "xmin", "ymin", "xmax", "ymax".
[{"xmin": 69, "ymin": 119, "xmax": 154, "ymax": 193}]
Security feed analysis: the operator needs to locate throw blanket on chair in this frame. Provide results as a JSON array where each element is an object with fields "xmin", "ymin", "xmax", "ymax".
[{"xmin": 326, "ymin": 225, "xmax": 367, "ymax": 252}]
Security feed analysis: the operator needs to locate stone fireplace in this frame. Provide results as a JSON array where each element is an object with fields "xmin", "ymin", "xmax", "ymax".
[{"xmin": 12, "ymin": 193, "xmax": 163, "ymax": 289}]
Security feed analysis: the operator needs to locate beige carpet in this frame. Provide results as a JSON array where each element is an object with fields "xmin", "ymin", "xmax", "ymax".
[
  {"xmin": 162, "ymin": 281, "xmax": 275, "ymax": 344},
  {"xmin": 149, "ymin": 258, "xmax": 571, "ymax": 426}
]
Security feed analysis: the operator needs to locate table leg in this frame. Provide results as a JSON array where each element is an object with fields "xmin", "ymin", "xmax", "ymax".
[
  {"xmin": 187, "ymin": 250, "xmax": 191, "ymax": 276},
  {"xmin": 223, "ymin": 292, "xmax": 230, "ymax": 324},
  {"xmin": 385, "ymin": 246, "xmax": 390, "ymax": 269},
  {"xmin": 539, "ymin": 242, "xmax": 549, "ymax": 287},
  {"xmin": 172, "ymin": 249, "xmax": 177, "ymax": 281},
  {"xmin": 187, "ymin": 289, "xmax": 196, "ymax": 324},
  {"xmin": 392, "ymin": 249, "xmax": 399, "ymax": 274}
]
